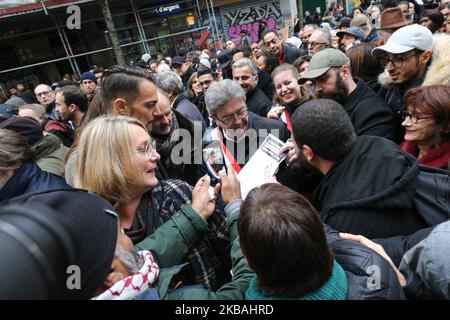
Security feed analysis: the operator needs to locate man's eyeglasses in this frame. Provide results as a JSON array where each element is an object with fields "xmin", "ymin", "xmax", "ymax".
[
  {"xmin": 401, "ymin": 111, "xmax": 434, "ymax": 124},
  {"xmin": 263, "ymin": 38, "xmax": 280, "ymax": 47},
  {"xmin": 198, "ymin": 79, "xmax": 212, "ymax": 87},
  {"xmin": 216, "ymin": 108, "xmax": 248, "ymax": 124},
  {"xmin": 36, "ymin": 91, "xmax": 53, "ymax": 97},
  {"xmin": 380, "ymin": 52, "xmax": 421, "ymax": 68},
  {"xmin": 132, "ymin": 140, "xmax": 158, "ymax": 160},
  {"xmin": 308, "ymin": 41, "xmax": 327, "ymax": 48}
]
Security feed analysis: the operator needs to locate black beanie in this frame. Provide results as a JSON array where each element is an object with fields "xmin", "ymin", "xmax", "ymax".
[
  {"xmin": 0, "ymin": 116, "xmax": 43, "ymax": 146},
  {"xmin": 0, "ymin": 189, "xmax": 118, "ymax": 299}
]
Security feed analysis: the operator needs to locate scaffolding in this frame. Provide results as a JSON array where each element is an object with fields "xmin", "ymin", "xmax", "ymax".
[{"xmin": 0, "ymin": 0, "xmax": 221, "ymax": 78}]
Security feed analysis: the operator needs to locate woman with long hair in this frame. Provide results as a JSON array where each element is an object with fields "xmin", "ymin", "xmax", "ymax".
[{"xmin": 74, "ymin": 115, "xmax": 232, "ymax": 290}]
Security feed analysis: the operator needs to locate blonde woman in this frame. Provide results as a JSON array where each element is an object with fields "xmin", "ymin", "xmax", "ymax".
[{"xmin": 74, "ymin": 115, "xmax": 231, "ymax": 290}]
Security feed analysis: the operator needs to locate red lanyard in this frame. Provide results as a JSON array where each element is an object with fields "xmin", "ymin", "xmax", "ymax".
[
  {"xmin": 215, "ymin": 127, "xmax": 242, "ymax": 174},
  {"xmin": 282, "ymin": 109, "xmax": 292, "ymax": 132}
]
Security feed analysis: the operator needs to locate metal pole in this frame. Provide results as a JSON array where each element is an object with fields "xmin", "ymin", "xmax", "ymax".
[
  {"xmin": 59, "ymin": 24, "xmax": 81, "ymax": 75},
  {"xmin": 1, "ymin": 56, "xmax": 77, "ymax": 74},
  {"xmin": 297, "ymin": 0, "xmax": 304, "ymax": 31},
  {"xmin": 130, "ymin": 0, "xmax": 150, "ymax": 54},
  {"xmin": 40, "ymin": 0, "xmax": 48, "ymax": 15},
  {"xmin": 0, "ymin": 27, "xmax": 208, "ymax": 74},
  {"xmin": 0, "ymin": 85, "xmax": 7, "ymax": 99},
  {"xmin": 204, "ymin": 0, "xmax": 217, "ymax": 51},
  {"xmin": 195, "ymin": 0, "xmax": 202, "ymax": 29},
  {"xmin": 49, "ymin": 14, "xmax": 78, "ymax": 76},
  {"xmin": 208, "ymin": 0, "xmax": 220, "ymax": 45}
]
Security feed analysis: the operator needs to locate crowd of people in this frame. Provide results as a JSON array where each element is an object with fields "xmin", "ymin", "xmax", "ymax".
[{"xmin": 0, "ymin": 0, "xmax": 449, "ymax": 300}]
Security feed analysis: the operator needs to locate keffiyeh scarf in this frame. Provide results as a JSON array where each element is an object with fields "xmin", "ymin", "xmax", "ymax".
[{"xmin": 93, "ymin": 250, "xmax": 160, "ymax": 300}]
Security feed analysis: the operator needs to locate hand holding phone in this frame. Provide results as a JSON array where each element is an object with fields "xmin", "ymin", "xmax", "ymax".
[{"xmin": 203, "ymin": 141, "xmax": 227, "ymax": 182}]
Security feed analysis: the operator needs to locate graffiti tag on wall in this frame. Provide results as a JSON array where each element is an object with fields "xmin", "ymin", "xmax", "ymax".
[{"xmin": 221, "ymin": 1, "xmax": 282, "ymax": 45}]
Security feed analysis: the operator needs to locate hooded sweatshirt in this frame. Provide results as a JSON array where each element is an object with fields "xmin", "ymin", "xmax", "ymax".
[{"xmin": 314, "ymin": 135, "xmax": 450, "ymax": 238}]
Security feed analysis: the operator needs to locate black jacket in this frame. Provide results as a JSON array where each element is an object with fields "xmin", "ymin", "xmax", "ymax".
[
  {"xmin": 246, "ymin": 87, "xmax": 272, "ymax": 117},
  {"xmin": 18, "ymin": 90, "xmax": 38, "ymax": 104},
  {"xmin": 344, "ymin": 78, "xmax": 395, "ymax": 141},
  {"xmin": 314, "ymin": 135, "xmax": 450, "ymax": 239},
  {"xmin": 172, "ymin": 94, "xmax": 206, "ymax": 132},
  {"xmin": 257, "ymin": 69, "xmax": 275, "ymax": 101},
  {"xmin": 44, "ymin": 101, "xmax": 61, "ymax": 121},
  {"xmin": 192, "ymin": 93, "xmax": 210, "ymax": 127},
  {"xmin": 152, "ymin": 110, "xmax": 202, "ymax": 186},
  {"xmin": 282, "ymin": 44, "xmax": 306, "ymax": 64},
  {"xmin": 0, "ymin": 162, "xmax": 71, "ymax": 204},
  {"xmin": 182, "ymin": 66, "xmax": 195, "ymax": 89},
  {"xmin": 325, "ymin": 225, "xmax": 406, "ymax": 300}
]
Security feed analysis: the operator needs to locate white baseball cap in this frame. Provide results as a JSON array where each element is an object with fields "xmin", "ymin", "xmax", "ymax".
[
  {"xmin": 141, "ymin": 53, "xmax": 151, "ymax": 63},
  {"xmin": 371, "ymin": 24, "xmax": 433, "ymax": 57}
]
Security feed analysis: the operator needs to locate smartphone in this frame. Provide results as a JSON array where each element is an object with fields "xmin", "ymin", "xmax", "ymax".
[{"xmin": 203, "ymin": 140, "xmax": 227, "ymax": 183}]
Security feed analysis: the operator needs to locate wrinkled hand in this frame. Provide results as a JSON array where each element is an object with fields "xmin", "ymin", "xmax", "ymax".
[
  {"xmin": 219, "ymin": 166, "xmax": 241, "ymax": 205},
  {"xmin": 192, "ymin": 175, "xmax": 219, "ymax": 220},
  {"xmin": 279, "ymin": 139, "xmax": 298, "ymax": 165},
  {"xmin": 267, "ymin": 106, "xmax": 285, "ymax": 120},
  {"xmin": 339, "ymin": 233, "xmax": 406, "ymax": 286}
]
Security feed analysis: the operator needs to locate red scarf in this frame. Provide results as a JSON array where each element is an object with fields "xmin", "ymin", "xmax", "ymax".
[
  {"xmin": 400, "ymin": 140, "xmax": 450, "ymax": 170},
  {"xmin": 278, "ymin": 45, "xmax": 284, "ymax": 65}
]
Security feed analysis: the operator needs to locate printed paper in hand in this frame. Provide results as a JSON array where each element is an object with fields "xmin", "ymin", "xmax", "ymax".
[{"xmin": 237, "ymin": 134, "xmax": 288, "ymax": 199}]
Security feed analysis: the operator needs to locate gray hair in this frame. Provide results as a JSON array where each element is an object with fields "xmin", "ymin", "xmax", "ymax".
[
  {"xmin": 316, "ymin": 28, "xmax": 332, "ymax": 45},
  {"xmin": 232, "ymin": 58, "xmax": 258, "ymax": 76},
  {"xmin": 34, "ymin": 84, "xmax": 52, "ymax": 94},
  {"xmin": 19, "ymin": 104, "xmax": 46, "ymax": 117},
  {"xmin": 154, "ymin": 71, "xmax": 184, "ymax": 96},
  {"xmin": 204, "ymin": 79, "xmax": 246, "ymax": 115},
  {"xmin": 0, "ymin": 129, "xmax": 30, "ymax": 173},
  {"xmin": 114, "ymin": 244, "xmax": 144, "ymax": 274},
  {"xmin": 304, "ymin": 24, "xmax": 319, "ymax": 31}
]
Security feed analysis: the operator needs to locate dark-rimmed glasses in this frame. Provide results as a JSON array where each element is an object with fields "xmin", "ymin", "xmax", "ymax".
[{"xmin": 401, "ymin": 111, "xmax": 434, "ymax": 124}]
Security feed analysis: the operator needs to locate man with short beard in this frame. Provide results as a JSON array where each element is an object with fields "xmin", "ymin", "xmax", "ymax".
[
  {"xmin": 262, "ymin": 29, "xmax": 307, "ymax": 65},
  {"xmin": 150, "ymin": 89, "xmax": 201, "ymax": 186},
  {"xmin": 232, "ymin": 58, "xmax": 272, "ymax": 117},
  {"xmin": 299, "ymin": 48, "xmax": 395, "ymax": 141}
]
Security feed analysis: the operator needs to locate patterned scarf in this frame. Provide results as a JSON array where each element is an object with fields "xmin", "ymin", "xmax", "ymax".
[
  {"xmin": 93, "ymin": 250, "xmax": 159, "ymax": 300},
  {"xmin": 125, "ymin": 180, "xmax": 231, "ymax": 291},
  {"xmin": 152, "ymin": 111, "xmax": 180, "ymax": 165}
]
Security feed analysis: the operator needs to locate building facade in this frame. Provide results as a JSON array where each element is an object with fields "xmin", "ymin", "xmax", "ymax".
[{"xmin": 0, "ymin": 0, "xmax": 324, "ymax": 98}]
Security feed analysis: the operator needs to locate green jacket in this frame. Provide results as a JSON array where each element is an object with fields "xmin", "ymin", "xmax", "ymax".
[
  {"xmin": 32, "ymin": 134, "xmax": 68, "ymax": 178},
  {"xmin": 134, "ymin": 202, "xmax": 253, "ymax": 300}
]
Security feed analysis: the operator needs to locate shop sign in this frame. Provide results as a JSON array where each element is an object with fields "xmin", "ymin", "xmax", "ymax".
[{"xmin": 151, "ymin": 3, "xmax": 184, "ymax": 17}]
